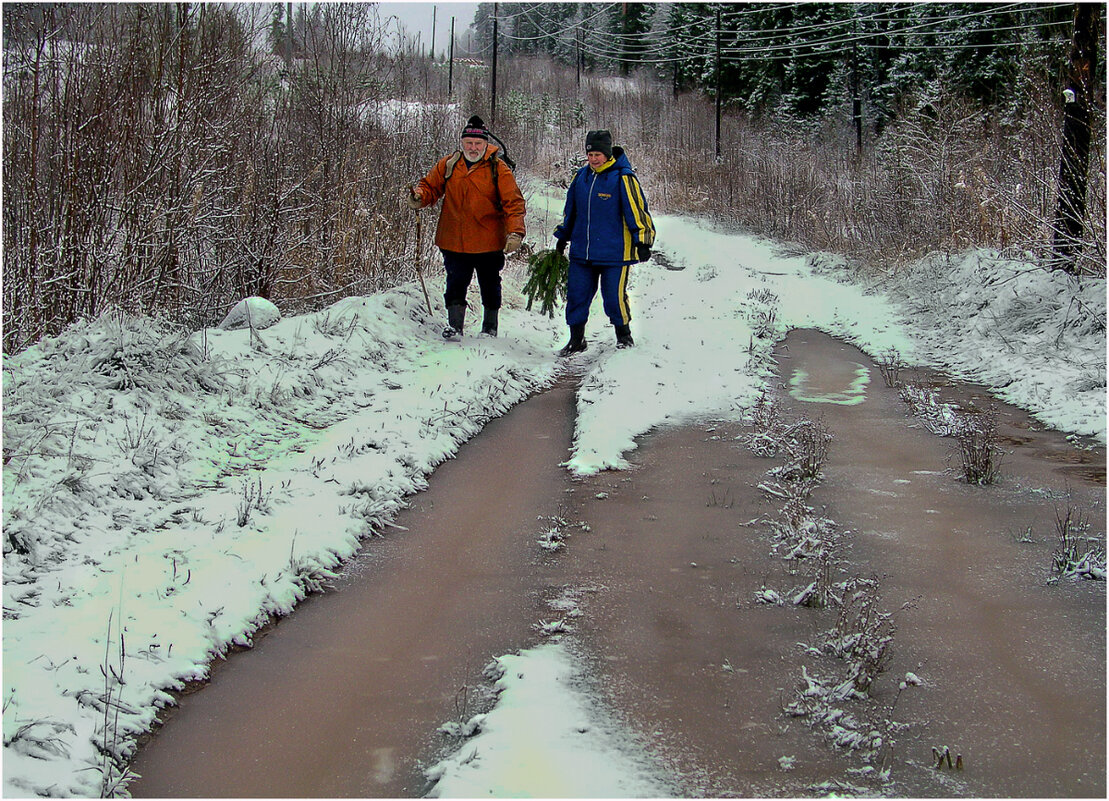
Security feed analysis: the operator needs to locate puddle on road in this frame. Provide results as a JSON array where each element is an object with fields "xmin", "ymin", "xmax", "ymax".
[
  {"xmin": 556, "ymin": 328, "xmax": 1104, "ymax": 798},
  {"xmin": 777, "ymin": 330, "xmax": 1105, "ymax": 796},
  {"xmin": 126, "ymin": 330, "xmax": 1105, "ymax": 799},
  {"xmin": 787, "ymin": 361, "xmax": 870, "ymax": 405},
  {"xmin": 127, "ymin": 380, "xmax": 579, "ymax": 798}
]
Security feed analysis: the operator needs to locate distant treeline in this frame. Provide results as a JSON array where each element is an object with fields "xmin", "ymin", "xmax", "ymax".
[{"xmin": 472, "ymin": 3, "xmax": 1094, "ymax": 128}]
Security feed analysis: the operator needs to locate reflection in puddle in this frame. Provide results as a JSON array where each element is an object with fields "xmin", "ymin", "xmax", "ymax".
[{"xmin": 788, "ymin": 364, "xmax": 869, "ymax": 405}]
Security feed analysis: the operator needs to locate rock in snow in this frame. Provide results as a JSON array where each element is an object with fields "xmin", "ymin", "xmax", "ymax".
[{"xmin": 219, "ymin": 297, "xmax": 281, "ymax": 331}]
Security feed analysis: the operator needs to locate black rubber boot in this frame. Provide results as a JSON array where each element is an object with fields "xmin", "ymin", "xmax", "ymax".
[
  {"xmin": 558, "ymin": 324, "xmax": 587, "ymax": 357},
  {"xmin": 443, "ymin": 304, "xmax": 466, "ymax": 340},
  {"xmin": 615, "ymin": 324, "xmax": 634, "ymax": 348},
  {"xmin": 481, "ymin": 307, "xmax": 498, "ymax": 337}
]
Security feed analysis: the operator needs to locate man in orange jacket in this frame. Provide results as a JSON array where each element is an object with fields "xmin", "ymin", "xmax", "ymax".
[{"xmin": 407, "ymin": 116, "xmax": 526, "ymax": 339}]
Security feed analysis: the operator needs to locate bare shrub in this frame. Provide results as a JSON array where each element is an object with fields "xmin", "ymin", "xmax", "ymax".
[
  {"xmin": 953, "ymin": 409, "xmax": 1003, "ymax": 485},
  {"xmin": 877, "ymin": 348, "xmax": 905, "ymax": 388},
  {"xmin": 2, "ymin": 5, "xmax": 435, "ymax": 352},
  {"xmin": 1049, "ymin": 500, "xmax": 1107, "ymax": 582},
  {"xmin": 742, "ymin": 392, "xmax": 785, "ymax": 457},
  {"xmin": 779, "ymin": 418, "xmax": 832, "ymax": 482},
  {"xmin": 827, "ymin": 576, "xmax": 896, "ymax": 698}
]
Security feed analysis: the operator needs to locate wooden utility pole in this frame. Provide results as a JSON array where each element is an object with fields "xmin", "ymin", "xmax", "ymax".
[
  {"xmin": 714, "ymin": 5, "xmax": 721, "ymax": 160},
  {"xmin": 851, "ymin": 10, "xmax": 863, "ymax": 156},
  {"xmin": 576, "ymin": 27, "xmax": 582, "ymax": 89},
  {"xmin": 1052, "ymin": 3, "xmax": 1098, "ymax": 272},
  {"xmin": 431, "ymin": 5, "xmax": 437, "ymax": 59},
  {"xmin": 448, "ymin": 17, "xmax": 455, "ymax": 96},
  {"xmin": 285, "ymin": 1, "xmax": 292, "ymax": 70},
  {"xmin": 491, "ymin": 2, "xmax": 498, "ymax": 124}
]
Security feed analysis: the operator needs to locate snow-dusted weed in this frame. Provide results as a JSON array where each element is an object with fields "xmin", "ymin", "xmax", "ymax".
[
  {"xmin": 779, "ymin": 417, "xmax": 832, "ymax": 482},
  {"xmin": 537, "ymin": 528, "xmax": 566, "ymax": 552},
  {"xmin": 898, "ymin": 381, "xmax": 1005, "ymax": 485},
  {"xmin": 952, "ymin": 408, "xmax": 1004, "ymax": 486},
  {"xmin": 534, "ymin": 618, "xmax": 571, "ymax": 637},
  {"xmin": 535, "ymin": 509, "xmax": 587, "ymax": 554},
  {"xmin": 746, "ymin": 287, "xmax": 780, "ymax": 341},
  {"xmin": 824, "ymin": 578, "xmax": 905, "ymax": 697},
  {"xmin": 742, "ymin": 392, "xmax": 786, "ymax": 458},
  {"xmin": 877, "ymin": 347, "xmax": 906, "ymax": 388},
  {"xmin": 898, "ymin": 383, "xmax": 960, "ymax": 436},
  {"xmin": 437, "ymin": 684, "xmax": 488, "ymax": 740},
  {"xmin": 791, "ymin": 548, "xmax": 836, "ymax": 609},
  {"xmin": 1049, "ymin": 499, "xmax": 1106, "ymax": 582}
]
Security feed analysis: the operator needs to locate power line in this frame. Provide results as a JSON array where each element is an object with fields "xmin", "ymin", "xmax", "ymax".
[
  {"xmin": 490, "ymin": 2, "xmax": 1069, "ymax": 67},
  {"xmin": 486, "ymin": 1, "xmax": 1072, "ymax": 65}
]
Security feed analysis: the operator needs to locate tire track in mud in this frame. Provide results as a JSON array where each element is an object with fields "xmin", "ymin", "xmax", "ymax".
[
  {"xmin": 128, "ymin": 380, "xmax": 579, "ymax": 797},
  {"xmin": 779, "ymin": 329, "xmax": 1105, "ymax": 797},
  {"xmin": 549, "ymin": 329, "xmax": 1104, "ymax": 797}
]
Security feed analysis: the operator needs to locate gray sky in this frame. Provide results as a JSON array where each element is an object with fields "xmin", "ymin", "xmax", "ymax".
[{"xmin": 379, "ymin": 2, "xmax": 481, "ymax": 58}]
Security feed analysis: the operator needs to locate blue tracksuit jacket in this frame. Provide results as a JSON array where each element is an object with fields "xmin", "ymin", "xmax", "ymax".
[{"xmin": 553, "ymin": 147, "xmax": 655, "ymax": 266}]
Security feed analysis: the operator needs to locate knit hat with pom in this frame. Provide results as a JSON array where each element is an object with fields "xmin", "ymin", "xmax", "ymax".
[{"xmin": 461, "ymin": 115, "xmax": 490, "ymax": 140}]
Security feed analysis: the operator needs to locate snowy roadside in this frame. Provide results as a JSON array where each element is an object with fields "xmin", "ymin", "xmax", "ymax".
[{"xmin": 3, "ymin": 188, "xmax": 1104, "ymax": 797}]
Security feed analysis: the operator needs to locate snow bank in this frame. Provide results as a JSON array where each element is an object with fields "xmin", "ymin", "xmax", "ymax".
[
  {"xmin": 425, "ymin": 642, "xmax": 673, "ymax": 798},
  {"xmin": 885, "ymin": 251, "xmax": 1105, "ymax": 442},
  {"xmin": 219, "ymin": 296, "xmax": 281, "ymax": 331},
  {"xmin": 2, "ymin": 285, "xmax": 563, "ymax": 797}
]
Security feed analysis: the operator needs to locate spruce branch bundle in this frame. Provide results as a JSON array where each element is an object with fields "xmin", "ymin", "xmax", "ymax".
[{"xmin": 522, "ymin": 249, "xmax": 569, "ymax": 318}]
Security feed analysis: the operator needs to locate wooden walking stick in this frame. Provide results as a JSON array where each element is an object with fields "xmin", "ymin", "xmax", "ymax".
[{"xmin": 411, "ymin": 186, "xmax": 434, "ymax": 315}]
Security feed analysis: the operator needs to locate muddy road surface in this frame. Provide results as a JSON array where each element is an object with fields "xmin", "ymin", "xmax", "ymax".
[{"xmin": 128, "ymin": 330, "xmax": 1105, "ymax": 797}]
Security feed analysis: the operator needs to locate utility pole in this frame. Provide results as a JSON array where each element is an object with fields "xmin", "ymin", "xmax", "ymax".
[
  {"xmin": 576, "ymin": 27, "xmax": 582, "ymax": 88},
  {"xmin": 1052, "ymin": 2, "xmax": 1098, "ymax": 272},
  {"xmin": 491, "ymin": 2, "xmax": 498, "ymax": 125},
  {"xmin": 851, "ymin": 10, "xmax": 862, "ymax": 156},
  {"xmin": 285, "ymin": 1, "xmax": 292, "ymax": 71},
  {"xmin": 431, "ymin": 5, "xmax": 437, "ymax": 59},
  {"xmin": 448, "ymin": 17, "xmax": 455, "ymax": 96},
  {"xmin": 714, "ymin": 5, "xmax": 721, "ymax": 161}
]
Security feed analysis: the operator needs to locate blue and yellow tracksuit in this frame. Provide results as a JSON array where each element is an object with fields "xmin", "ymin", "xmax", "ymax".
[{"xmin": 553, "ymin": 147, "xmax": 655, "ymax": 327}]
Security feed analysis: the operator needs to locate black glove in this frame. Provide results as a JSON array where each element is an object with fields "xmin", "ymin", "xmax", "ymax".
[
  {"xmin": 636, "ymin": 243, "xmax": 651, "ymax": 262},
  {"xmin": 555, "ymin": 239, "xmax": 567, "ymax": 256}
]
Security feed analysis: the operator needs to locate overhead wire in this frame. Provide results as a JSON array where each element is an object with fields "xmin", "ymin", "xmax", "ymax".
[{"xmin": 485, "ymin": 1, "xmax": 1073, "ymax": 66}]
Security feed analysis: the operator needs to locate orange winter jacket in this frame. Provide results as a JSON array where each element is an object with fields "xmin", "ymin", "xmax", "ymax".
[{"xmin": 415, "ymin": 144, "xmax": 526, "ymax": 254}]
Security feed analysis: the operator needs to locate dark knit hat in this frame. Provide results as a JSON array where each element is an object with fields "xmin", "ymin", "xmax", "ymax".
[
  {"xmin": 461, "ymin": 115, "xmax": 490, "ymax": 140},
  {"xmin": 585, "ymin": 130, "xmax": 613, "ymax": 158}
]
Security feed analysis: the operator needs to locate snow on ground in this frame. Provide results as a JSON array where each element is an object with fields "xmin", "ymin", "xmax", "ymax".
[
  {"xmin": 3, "ymin": 184, "xmax": 1104, "ymax": 797},
  {"xmin": 425, "ymin": 643, "xmax": 674, "ymax": 798}
]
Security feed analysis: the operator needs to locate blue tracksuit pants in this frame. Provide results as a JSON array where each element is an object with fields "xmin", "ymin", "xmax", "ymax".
[{"xmin": 565, "ymin": 258, "xmax": 631, "ymax": 328}]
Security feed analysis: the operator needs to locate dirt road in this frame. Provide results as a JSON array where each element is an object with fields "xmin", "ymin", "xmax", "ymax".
[{"xmin": 128, "ymin": 330, "xmax": 1105, "ymax": 797}]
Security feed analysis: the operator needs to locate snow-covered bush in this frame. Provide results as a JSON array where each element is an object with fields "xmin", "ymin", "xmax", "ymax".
[{"xmin": 1049, "ymin": 501, "xmax": 1107, "ymax": 582}]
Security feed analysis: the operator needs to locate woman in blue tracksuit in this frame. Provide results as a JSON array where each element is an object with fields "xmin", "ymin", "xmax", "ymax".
[{"xmin": 553, "ymin": 130, "xmax": 655, "ymax": 356}]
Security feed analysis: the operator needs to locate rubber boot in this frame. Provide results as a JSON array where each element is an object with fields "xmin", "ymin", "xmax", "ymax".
[
  {"xmin": 443, "ymin": 304, "xmax": 466, "ymax": 340},
  {"xmin": 615, "ymin": 324, "xmax": 634, "ymax": 349},
  {"xmin": 481, "ymin": 307, "xmax": 498, "ymax": 337},
  {"xmin": 558, "ymin": 324, "xmax": 587, "ymax": 357}
]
